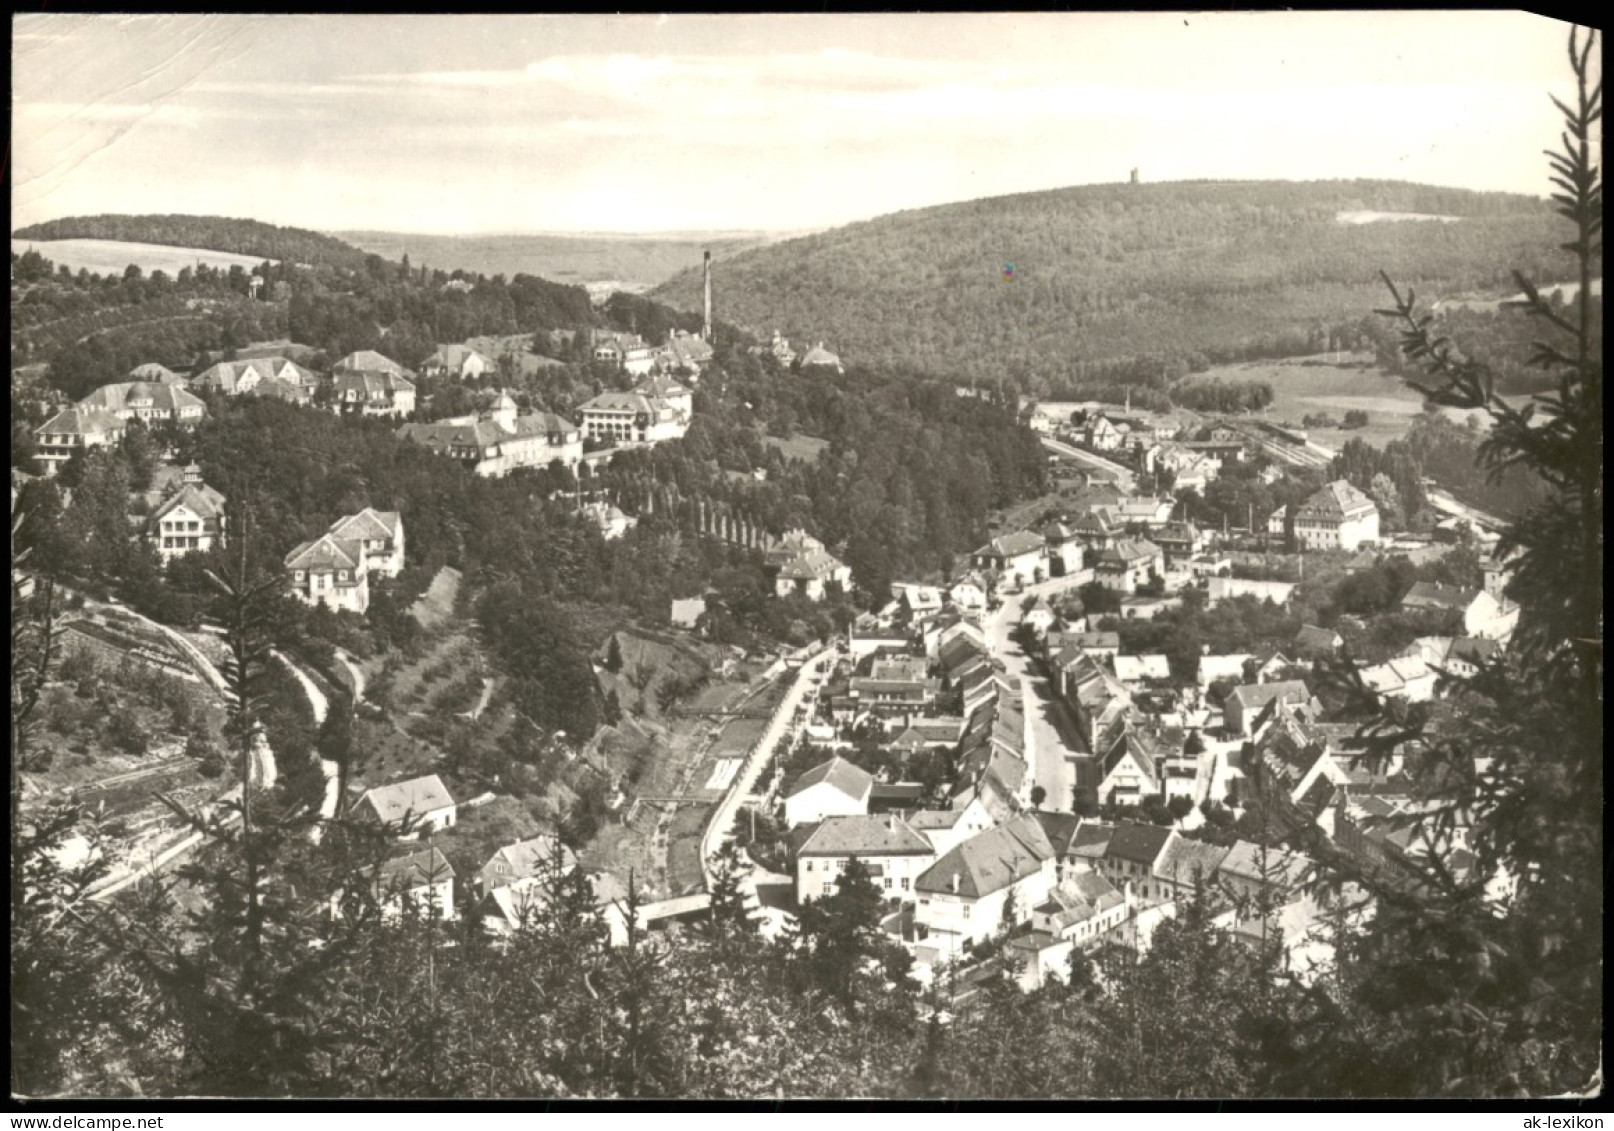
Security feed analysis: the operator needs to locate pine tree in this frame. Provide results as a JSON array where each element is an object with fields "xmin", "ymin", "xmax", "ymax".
[
  {"xmin": 704, "ymin": 837, "xmax": 756, "ymax": 947},
  {"xmin": 1278, "ymin": 26, "xmax": 1603, "ymax": 1097}
]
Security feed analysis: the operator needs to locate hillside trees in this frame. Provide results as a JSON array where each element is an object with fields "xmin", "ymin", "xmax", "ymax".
[{"xmin": 652, "ymin": 180, "xmax": 1580, "ymax": 389}]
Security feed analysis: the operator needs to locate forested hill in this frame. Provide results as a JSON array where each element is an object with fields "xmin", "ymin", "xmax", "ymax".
[
  {"xmin": 13, "ymin": 214, "xmax": 370, "ymax": 270},
  {"xmin": 651, "ymin": 179, "xmax": 1570, "ymax": 388}
]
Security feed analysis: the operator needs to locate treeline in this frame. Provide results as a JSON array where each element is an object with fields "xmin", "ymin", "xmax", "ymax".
[
  {"xmin": 1170, "ymin": 378, "xmax": 1275, "ymax": 413},
  {"xmin": 12, "ymin": 250, "xmax": 283, "ymax": 373},
  {"xmin": 652, "ymin": 179, "xmax": 1577, "ymax": 390},
  {"xmin": 285, "ymin": 257, "xmax": 597, "ymax": 365},
  {"xmin": 1330, "ymin": 412, "xmax": 1550, "ymax": 525},
  {"xmin": 13, "ymin": 213, "xmax": 371, "ymax": 269}
]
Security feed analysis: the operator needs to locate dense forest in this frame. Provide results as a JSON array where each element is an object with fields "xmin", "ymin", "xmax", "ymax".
[
  {"xmin": 14, "ymin": 214, "xmax": 372, "ymax": 270},
  {"xmin": 653, "ymin": 179, "xmax": 1583, "ymax": 391}
]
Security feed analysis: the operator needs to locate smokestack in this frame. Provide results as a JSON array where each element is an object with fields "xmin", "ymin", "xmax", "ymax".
[{"xmin": 702, "ymin": 251, "xmax": 712, "ymax": 343}]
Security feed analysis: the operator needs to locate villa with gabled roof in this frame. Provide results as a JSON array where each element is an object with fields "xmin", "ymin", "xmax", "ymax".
[{"xmin": 146, "ymin": 464, "xmax": 226, "ymax": 562}]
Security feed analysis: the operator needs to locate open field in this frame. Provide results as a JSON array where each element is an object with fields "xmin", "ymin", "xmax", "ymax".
[
  {"xmin": 1335, "ymin": 210, "xmax": 1462, "ymax": 225},
  {"xmin": 409, "ymin": 566, "xmax": 462, "ymax": 630},
  {"xmin": 12, "ymin": 237, "xmax": 275, "ymax": 276},
  {"xmin": 330, "ymin": 231, "xmax": 782, "ymax": 292},
  {"xmin": 1183, "ymin": 357, "xmax": 1501, "ymax": 448},
  {"xmin": 762, "ymin": 432, "xmax": 831, "ymax": 463}
]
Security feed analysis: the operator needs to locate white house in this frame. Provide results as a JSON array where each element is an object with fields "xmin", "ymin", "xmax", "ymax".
[
  {"xmin": 1358, "ymin": 654, "xmax": 1439, "ymax": 703},
  {"xmin": 146, "ymin": 465, "xmax": 226, "ymax": 563},
  {"xmin": 79, "ymin": 381, "xmax": 208, "ymax": 428},
  {"xmin": 1207, "ymin": 577, "xmax": 1297, "ymax": 607},
  {"xmin": 1223, "ymin": 680, "xmax": 1313, "ymax": 736},
  {"xmin": 284, "ymin": 533, "xmax": 370, "ymax": 614},
  {"xmin": 400, "ymin": 399, "xmax": 584, "ymax": 477},
  {"xmin": 948, "ymin": 577, "xmax": 989, "ymax": 614},
  {"xmin": 1093, "ymin": 539, "xmax": 1164, "ymax": 594},
  {"xmin": 421, "ymin": 344, "xmax": 495, "ymax": 381},
  {"xmin": 577, "ymin": 391, "xmax": 686, "ymax": 446},
  {"xmin": 332, "ymin": 352, "xmax": 417, "ymax": 418},
  {"xmin": 357, "ymin": 774, "xmax": 457, "ymax": 838},
  {"xmin": 1293, "ymin": 480, "xmax": 1380, "ymax": 552},
  {"xmin": 32, "ymin": 406, "xmax": 126, "ymax": 475},
  {"xmin": 783, "ymin": 756, "xmax": 874, "ymax": 827},
  {"xmin": 1032, "ymin": 871, "xmax": 1132, "ymax": 950},
  {"xmin": 902, "ymin": 797, "xmax": 995, "ymax": 858},
  {"xmin": 774, "ymin": 543, "xmax": 852, "ymax": 602},
  {"xmin": 479, "ymin": 833, "xmax": 577, "ymax": 897},
  {"xmin": 971, "ymin": 531, "xmax": 1047, "ymax": 586},
  {"xmin": 795, "ymin": 813, "xmax": 936, "ymax": 903},
  {"xmin": 913, "ymin": 814, "xmax": 1057, "ymax": 952},
  {"xmin": 327, "ymin": 508, "xmax": 406, "ymax": 578},
  {"xmin": 193, "ymin": 356, "xmax": 319, "ymax": 399},
  {"xmin": 1400, "ymin": 582, "xmax": 1519, "ymax": 641},
  {"xmin": 1095, "ymin": 732, "xmax": 1161, "ymax": 808},
  {"xmin": 332, "ymin": 847, "xmax": 456, "ymax": 922}
]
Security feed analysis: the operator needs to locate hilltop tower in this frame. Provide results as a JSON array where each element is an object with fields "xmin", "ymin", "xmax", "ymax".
[
  {"xmin": 702, "ymin": 250, "xmax": 712, "ymax": 342},
  {"xmin": 1130, "ymin": 167, "xmax": 1140, "ymax": 185}
]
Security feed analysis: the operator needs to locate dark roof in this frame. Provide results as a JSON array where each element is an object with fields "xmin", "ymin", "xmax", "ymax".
[
  {"xmin": 976, "ymin": 530, "xmax": 1046, "ymax": 559},
  {"xmin": 870, "ymin": 783, "xmax": 926, "ymax": 804},
  {"xmin": 377, "ymin": 847, "xmax": 455, "ymax": 887},
  {"xmin": 1069, "ymin": 821, "xmax": 1115, "ymax": 858},
  {"xmin": 1033, "ymin": 811, "xmax": 1082, "ymax": 855},
  {"xmin": 914, "ymin": 814, "xmax": 1055, "ymax": 898},
  {"xmin": 1103, "ymin": 822, "xmax": 1174, "ymax": 867}
]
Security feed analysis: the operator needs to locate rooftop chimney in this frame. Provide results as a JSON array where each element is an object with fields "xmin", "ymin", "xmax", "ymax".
[{"xmin": 702, "ymin": 251, "xmax": 712, "ymax": 343}]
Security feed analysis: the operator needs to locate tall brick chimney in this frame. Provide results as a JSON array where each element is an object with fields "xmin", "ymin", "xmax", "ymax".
[{"xmin": 702, "ymin": 250, "xmax": 712, "ymax": 342}]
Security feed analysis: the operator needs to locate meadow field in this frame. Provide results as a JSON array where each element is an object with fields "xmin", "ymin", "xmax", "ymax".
[
  {"xmin": 12, "ymin": 237, "xmax": 274, "ymax": 276},
  {"xmin": 332, "ymin": 230, "xmax": 781, "ymax": 292},
  {"xmin": 1183, "ymin": 356, "xmax": 1496, "ymax": 448}
]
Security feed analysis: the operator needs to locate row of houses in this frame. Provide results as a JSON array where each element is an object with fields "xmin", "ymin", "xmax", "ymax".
[
  {"xmin": 29, "ymin": 351, "xmax": 418, "ymax": 475},
  {"xmin": 333, "ymin": 775, "xmax": 634, "ymax": 938}
]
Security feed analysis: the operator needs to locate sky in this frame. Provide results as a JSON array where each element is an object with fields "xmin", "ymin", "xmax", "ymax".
[{"xmin": 10, "ymin": 12, "xmax": 1585, "ymax": 236}]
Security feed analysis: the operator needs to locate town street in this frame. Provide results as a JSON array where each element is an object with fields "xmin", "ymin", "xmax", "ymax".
[
  {"xmin": 1040, "ymin": 436, "xmax": 1137, "ymax": 492},
  {"xmin": 700, "ymin": 646, "xmax": 837, "ymax": 889},
  {"xmin": 982, "ymin": 573, "xmax": 1091, "ymax": 813}
]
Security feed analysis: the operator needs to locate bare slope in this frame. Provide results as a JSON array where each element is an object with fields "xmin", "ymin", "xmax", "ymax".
[{"xmin": 332, "ymin": 231, "xmax": 777, "ymax": 292}]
